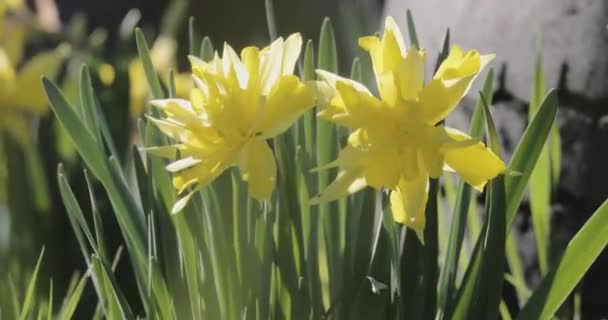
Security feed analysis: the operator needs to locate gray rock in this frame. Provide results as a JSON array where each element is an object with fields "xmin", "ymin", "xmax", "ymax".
[
  {"xmin": 384, "ymin": 0, "xmax": 608, "ymax": 317},
  {"xmin": 383, "ymin": 0, "xmax": 608, "ymax": 100}
]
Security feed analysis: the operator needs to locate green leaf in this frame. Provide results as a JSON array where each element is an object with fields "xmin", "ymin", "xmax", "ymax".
[
  {"xmin": 188, "ymin": 16, "xmax": 201, "ymax": 56},
  {"xmin": 18, "ymin": 248, "xmax": 45, "ymax": 320},
  {"xmin": 406, "ymin": 9, "xmax": 420, "ymax": 48},
  {"xmin": 467, "ymin": 98, "xmax": 507, "ymax": 320},
  {"xmin": 45, "ymin": 78, "xmax": 173, "ymax": 319},
  {"xmin": 58, "ymin": 166, "xmax": 97, "ymax": 258},
  {"xmin": 528, "ymin": 52, "xmax": 550, "ymax": 275},
  {"xmin": 506, "ymin": 90, "xmax": 558, "ymax": 228},
  {"xmin": 423, "ymin": 179, "xmax": 439, "ymax": 318},
  {"xmin": 84, "ymin": 170, "xmax": 109, "ymax": 260},
  {"xmin": 91, "ymin": 255, "xmax": 134, "ymax": 319},
  {"xmin": 200, "ymin": 36, "xmax": 214, "ymax": 61},
  {"xmin": 470, "ymin": 176, "xmax": 506, "ymax": 320},
  {"xmin": 517, "ymin": 199, "xmax": 608, "ymax": 319},
  {"xmin": 264, "ymin": 0, "xmax": 278, "ymax": 41},
  {"xmin": 135, "ymin": 28, "xmax": 164, "ymax": 99},
  {"xmin": 316, "ymin": 16, "xmax": 341, "ymax": 305},
  {"xmin": 550, "ymin": 125, "xmax": 561, "ymax": 188},
  {"xmin": 24, "ymin": 142, "xmax": 51, "ymax": 211},
  {"xmin": 44, "ymin": 78, "xmax": 112, "ymax": 184},
  {"xmin": 434, "ymin": 29, "xmax": 450, "ymax": 73},
  {"xmin": 317, "ymin": 18, "xmax": 338, "ymax": 74},
  {"xmin": 302, "ymin": 40, "xmax": 315, "ymax": 155},
  {"xmin": 160, "ymin": 0, "xmax": 189, "ymax": 37},
  {"xmin": 350, "ymin": 57, "xmax": 362, "ymax": 81},
  {"xmin": 58, "ymin": 272, "xmax": 88, "ymax": 320},
  {"xmin": 79, "ymin": 65, "xmax": 120, "ymax": 161},
  {"xmin": 79, "ymin": 65, "xmax": 101, "ymax": 143},
  {"xmin": 437, "ymin": 69, "xmax": 494, "ymax": 319}
]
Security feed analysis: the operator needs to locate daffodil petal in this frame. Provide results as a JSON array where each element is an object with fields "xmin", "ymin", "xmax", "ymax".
[
  {"xmin": 435, "ymin": 46, "xmax": 494, "ymax": 81},
  {"xmin": 256, "ymin": 75, "xmax": 315, "ymax": 139},
  {"xmin": 309, "ymin": 168, "xmax": 366, "ymax": 205},
  {"xmin": 316, "ymin": 76, "xmax": 386, "ymax": 131},
  {"xmin": 281, "ymin": 33, "xmax": 302, "ymax": 75},
  {"xmin": 315, "ymin": 70, "xmax": 371, "ymax": 94},
  {"xmin": 166, "ymin": 157, "xmax": 202, "ymax": 172},
  {"xmin": 222, "ymin": 42, "xmax": 249, "ymax": 88},
  {"xmin": 362, "ymin": 143, "xmax": 402, "ymax": 189},
  {"xmin": 418, "ymin": 146, "xmax": 443, "ymax": 178},
  {"xmin": 173, "ymin": 158, "xmax": 228, "ymax": 194},
  {"xmin": 13, "ymin": 45, "xmax": 68, "ymax": 113},
  {"xmin": 150, "ymin": 98, "xmax": 194, "ymax": 115},
  {"xmin": 420, "ymin": 47, "xmax": 494, "ymax": 125},
  {"xmin": 174, "ymin": 72, "xmax": 193, "ymax": 100},
  {"xmin": 151, "ymin": 36, "xmax": 177, "ymax": 72},
  {"xmin": 390, "ymin": 174, "xmax": 429, "ymax": 243},
  {"xmin": 259, "ymin": 37, "xmax": 284, "ymax": 95},
  {"xmin": 397, "ymin": 48, "xmax": 425, "ymax": 101},
  {"xmin": 443, "ymin": 127, "xmax": 506, "ymax": 191},
  {"xmin": 171, "ymin": 186, "xmax": 203, "ymax": 215},
  {"xmin": 238, "ymin": 140, "xmax": 276, "ymax": 201},
  {"xmin": 141, "ymin": 145, "xmax": 180, "ymax": 158},
  {"xmin": 241, "ymin": 46, "xmax": 261, "ymax": 89},
  {"xmin": 380, "ymin": 17, "xmax": 404, "ymax": 73}
]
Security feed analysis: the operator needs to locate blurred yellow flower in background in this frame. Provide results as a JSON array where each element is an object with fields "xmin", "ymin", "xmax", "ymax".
[
  {"xmin": 129, "ymin": 36, "xmax": 192, "ymax": 117},
  {"xmin": 148, "ymin": 33, "xmax": 315, "ymax": 213},
  {"xmin": 98, "ymin": 63, "xmax": 116, "ymax": 86},
  {"xmin": 310, "ymin": 17, "xmax": 505, "ymax": 241},
  {"xmin": 0, "ymin": 0, "xmax": 67, "ymax": 145}
]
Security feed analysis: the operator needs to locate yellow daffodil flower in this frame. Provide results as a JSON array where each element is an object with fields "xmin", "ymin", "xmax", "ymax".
[
  {"xmin": 149, "ymin": 33, "xmax": 315, "ymax": 213},
  {"xmin": 129, "ymin": 36, "xmax": 192, "ymax": 117},
  {"xmin": 0, "ymin": 1, "xmax": 67, "ymax": 145},
  {"xmin": 310, "ymin": 17, "xmax": 506, "ymax": 241}
]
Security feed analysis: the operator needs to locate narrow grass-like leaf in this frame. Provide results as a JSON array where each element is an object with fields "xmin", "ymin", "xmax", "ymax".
[
  {"xmin": 135, "ymin": 28, "xmax": 164, "ymax": 99},
  {"xmin": 18, "ymin": 248, "xmax": 45, "ymax": 320},
  {"xmin": 45, "ymin": 77, "xmax": 173, "ymax": 319},
  {"xmin": 44, "ymin": 78, "xmax": 112, "ymax": 184},
  {"xmin": 24, "ymin": 142, "xmax": 51, "ymax": 211},
  {"xmin": 468, "ymin": 98, "xmax": 506, "ymax": 320},
  {"xmin": 506, "ymin": 90, "xmax": 558, "ymax": 227},
  {"xmin": 437, "ymin": 69, "xmax": 494, "ymax": 318},
  {"xmin": 84, "ymin": 170, "xmax": 109, "ymax": 261},
  {"xmin": 302, "ymin": 40, "xmax": 315, "ymax": 155},
  {"xmin": 200, "ymin": 36, "xmax": 214, "ymax": 61},
  {"xmin": 91, "ymin": 255, "xmax": 134, "ymax": 319},
  {"xmin": 406, "ymin": 9, "xmax": 420, "ymax": 48},
  {"xmin": 58, "ymin": 165, "xmax": 97, "ymax": 259},
  {"xmin": 471, "ymin": 175, "xmax": 506, "ymax": 320},
  {"xmin": 423, "ymin": 178, "xmax": 439, "ymax": 318},
  {"xmin": 499, "ymin": 301, "xmax": 513, "ymax": 320},
  {"xmin": 79, "ymin": 65, "xmax": 101, "ymax": 143},
  {"xmin": 94, "ymin": 96, "xmax": 120, "ymax": 162},
  {"xmin": 188, "ymin": 17, "xmax": 200, "ymax": 56},
  {"xmin": 518, "ymin": 199, "xmax": 608, "ymax": 320},
  {"xmin": 160, "ymin": 0, "xmax": 189, "ymax": 37},
  {"xmin": 550, "ymin": 125, "xmax": 561, "ymax": 188},
  {"xmin": 317, "ymin": 18, "xmax": 338, "ymax": 73},
  {"xmin": 58, "ymin": 272, "xmax": 88, "ymax": 320},
  {"xmin": 316, "ymin": 16, "xmax": 340, "ymax": 304},
  {"xmin": 47, "ymin": 280, "xmax": 54, "ymax": 320},
  {"xmin": 528, "ymin": 52, "xmax": 550, "ymax": 274},
  {"xmin": 264, "ymin": 0, "xmax": 278, "ymax": 41},
  {"xmin": 350, "ymin": 57, "xmax": 362, "ymax": 82}
]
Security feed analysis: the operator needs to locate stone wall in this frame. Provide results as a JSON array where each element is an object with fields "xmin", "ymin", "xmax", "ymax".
[{"xmin": 383, "ymin": 0, "xmax": 608, "ymax": 317}]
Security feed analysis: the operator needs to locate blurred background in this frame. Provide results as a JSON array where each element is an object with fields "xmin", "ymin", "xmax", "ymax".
[{"xmin": 1, "ymin": 0, "xmax": 607, "ymax": 318}]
